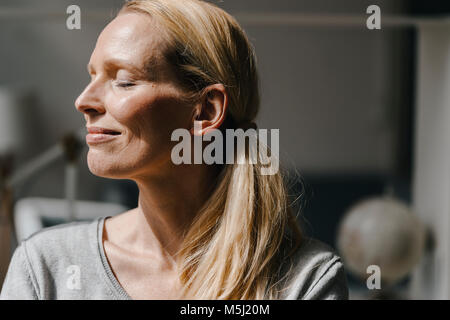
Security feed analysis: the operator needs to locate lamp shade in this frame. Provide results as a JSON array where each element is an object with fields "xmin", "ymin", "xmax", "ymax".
[{"xmin": 0, "ymin": 87, "xmax": 29, "ymax": 155}]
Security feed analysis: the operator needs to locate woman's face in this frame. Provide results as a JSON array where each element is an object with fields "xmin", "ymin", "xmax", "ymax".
[{"xmin": 75, "ymin": 12, "xmax": 194, "ymax": 179}]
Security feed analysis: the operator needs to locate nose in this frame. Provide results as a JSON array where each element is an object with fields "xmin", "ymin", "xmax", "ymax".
[{"xmin": 75, "ymin": 81, "xmax": 106, "ymax": 115}]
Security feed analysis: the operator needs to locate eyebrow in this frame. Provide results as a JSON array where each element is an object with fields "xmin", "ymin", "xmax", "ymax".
[{"xmin": 87, "ymin": 58, "xmax": 154, "ymax": 79}]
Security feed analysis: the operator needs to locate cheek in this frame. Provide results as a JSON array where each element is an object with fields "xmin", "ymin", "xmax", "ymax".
[
  {"xmin": 102, "ymin": 88, "xmax": 194, "ymax": 162},
  {"xmin": 110, "ymin": 88, "xmax": 193, "ymax": 139}
]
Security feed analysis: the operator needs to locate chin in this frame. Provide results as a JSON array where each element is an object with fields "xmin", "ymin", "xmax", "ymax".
[
  {"xmin": 87, "ymin": 150, "xmax": 130, "ymax": 179},
  {"xmin": 86, "ymin": 145, "xmax": 172, "ymax": 180}
]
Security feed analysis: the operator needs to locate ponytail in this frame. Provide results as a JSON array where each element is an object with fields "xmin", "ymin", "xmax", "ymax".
[{"xmin": 178, "ymin": 139, "xmax": 302, "ymax": 299}]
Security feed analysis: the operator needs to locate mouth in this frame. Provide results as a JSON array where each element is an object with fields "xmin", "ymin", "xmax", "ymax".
[
  {"xmin": 86, "ymin": 126, "xmax": 121, "ymax": 144},
  {"xmin": 87, "ymin": 126, "xmax": 121, "ymax": 135}
]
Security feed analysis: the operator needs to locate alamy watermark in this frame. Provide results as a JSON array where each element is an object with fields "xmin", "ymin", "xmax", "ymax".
[
  {"xmin": 366, "ymin": 265, "xmax": 381, "ymax": 290},
  {"xmin": 66, "ymin": 265, "xmax": 81, "ymax": 290},
  {"xmin": 66, "ymin": 5, "xmax": 81, "ymax": 30},
  {"xmin": 366, "ymin": 5, "xmax": 381, "ymax": 30},
  {"xmin": 171, "ymin": 121, "xmax": 279, "ymax": 175}
]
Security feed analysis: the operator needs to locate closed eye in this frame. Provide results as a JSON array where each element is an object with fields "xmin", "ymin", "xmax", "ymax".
[{"xmin": 116, "ymin": 81, "xmax": 136, "ymax": 88}]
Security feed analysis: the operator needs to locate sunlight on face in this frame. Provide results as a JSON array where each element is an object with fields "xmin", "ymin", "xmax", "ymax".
[{"xmin": 75, "ymin": 12, "xmax": 195, "ymax": 179}]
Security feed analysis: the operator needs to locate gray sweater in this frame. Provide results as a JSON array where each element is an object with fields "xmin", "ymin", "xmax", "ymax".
[{"xmin": 0, "ymin": 217, "xmax": 349, "ymax": 300}]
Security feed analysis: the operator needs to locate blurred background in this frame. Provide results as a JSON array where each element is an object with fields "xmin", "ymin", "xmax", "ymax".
[{"xmin": 0, "ymin": 0, "xmax": 449, "ymax": 299}]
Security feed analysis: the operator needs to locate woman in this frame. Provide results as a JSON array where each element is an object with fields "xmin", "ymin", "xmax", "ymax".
[{"xmin": 1, "ymin": 0, "xmax": 348, "ymax": 300}]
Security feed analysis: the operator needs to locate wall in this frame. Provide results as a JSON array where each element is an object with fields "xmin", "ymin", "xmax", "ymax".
[
  {"xmin": 411, "ymin": 23, "xmax": 450, "ymax": 300},
  {"xmin": 0, "ymin": 0, "xmax": 409, "ymax": 201}
]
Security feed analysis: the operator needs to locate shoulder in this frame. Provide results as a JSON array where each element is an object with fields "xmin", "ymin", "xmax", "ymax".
[
  {"xmin": 280, "ymin": 237, "xmax": 349, "ymax": 300},
  {"xmin": 18, "ymin": 218, "xmax": 102, "ymax": 280},
  {"xmin": 22, "ymin": 218, "xmax": 100, "ymax": 255},
  {"xmin": 1, "ymin": 218, "xmax": 104, "ymax": 300}
]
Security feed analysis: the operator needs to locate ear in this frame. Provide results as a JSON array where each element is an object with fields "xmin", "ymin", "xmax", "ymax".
[{"xmin": 190, "ymin": 84, "xmax": 228, "ymax": 136}]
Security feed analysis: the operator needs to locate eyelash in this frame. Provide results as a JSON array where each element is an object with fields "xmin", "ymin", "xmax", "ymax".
[{"xmin": 115, "ymin": 81, "xmax": 136, "ymax": 88}]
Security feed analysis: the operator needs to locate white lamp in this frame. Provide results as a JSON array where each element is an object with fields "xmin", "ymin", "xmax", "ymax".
[{"xmin": 0, "ymin": 87, "xmax": 29, "ymax": 155}]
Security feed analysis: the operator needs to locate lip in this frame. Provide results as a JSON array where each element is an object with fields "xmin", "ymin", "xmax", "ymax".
[
  {"xmin": 87, "ymin": 126, "xmax": 121, "ymax": 135},
  {"xmin": 86, "ymin": 126, "xmax": 121, "ymax": 145}
]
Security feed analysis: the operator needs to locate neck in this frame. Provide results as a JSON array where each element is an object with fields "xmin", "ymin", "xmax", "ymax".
[{"xmin": 132, "ymin": 163, "xmax": 221, "ymax": 260}]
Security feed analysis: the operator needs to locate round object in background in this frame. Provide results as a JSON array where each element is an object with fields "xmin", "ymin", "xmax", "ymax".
[{"xmin": 337, "ymin": 197, "xmax": 426, "ymax": 285}]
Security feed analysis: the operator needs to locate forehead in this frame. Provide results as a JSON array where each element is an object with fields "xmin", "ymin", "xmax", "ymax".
[{"xmin": 90, "ymin": 12, "xmax": 166, "ymax": 69}]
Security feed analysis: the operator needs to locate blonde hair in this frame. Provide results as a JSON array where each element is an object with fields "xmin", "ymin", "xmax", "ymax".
[{"xmin": 120, "ymin": 0, "xmax": 303, "ymax": 299}]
